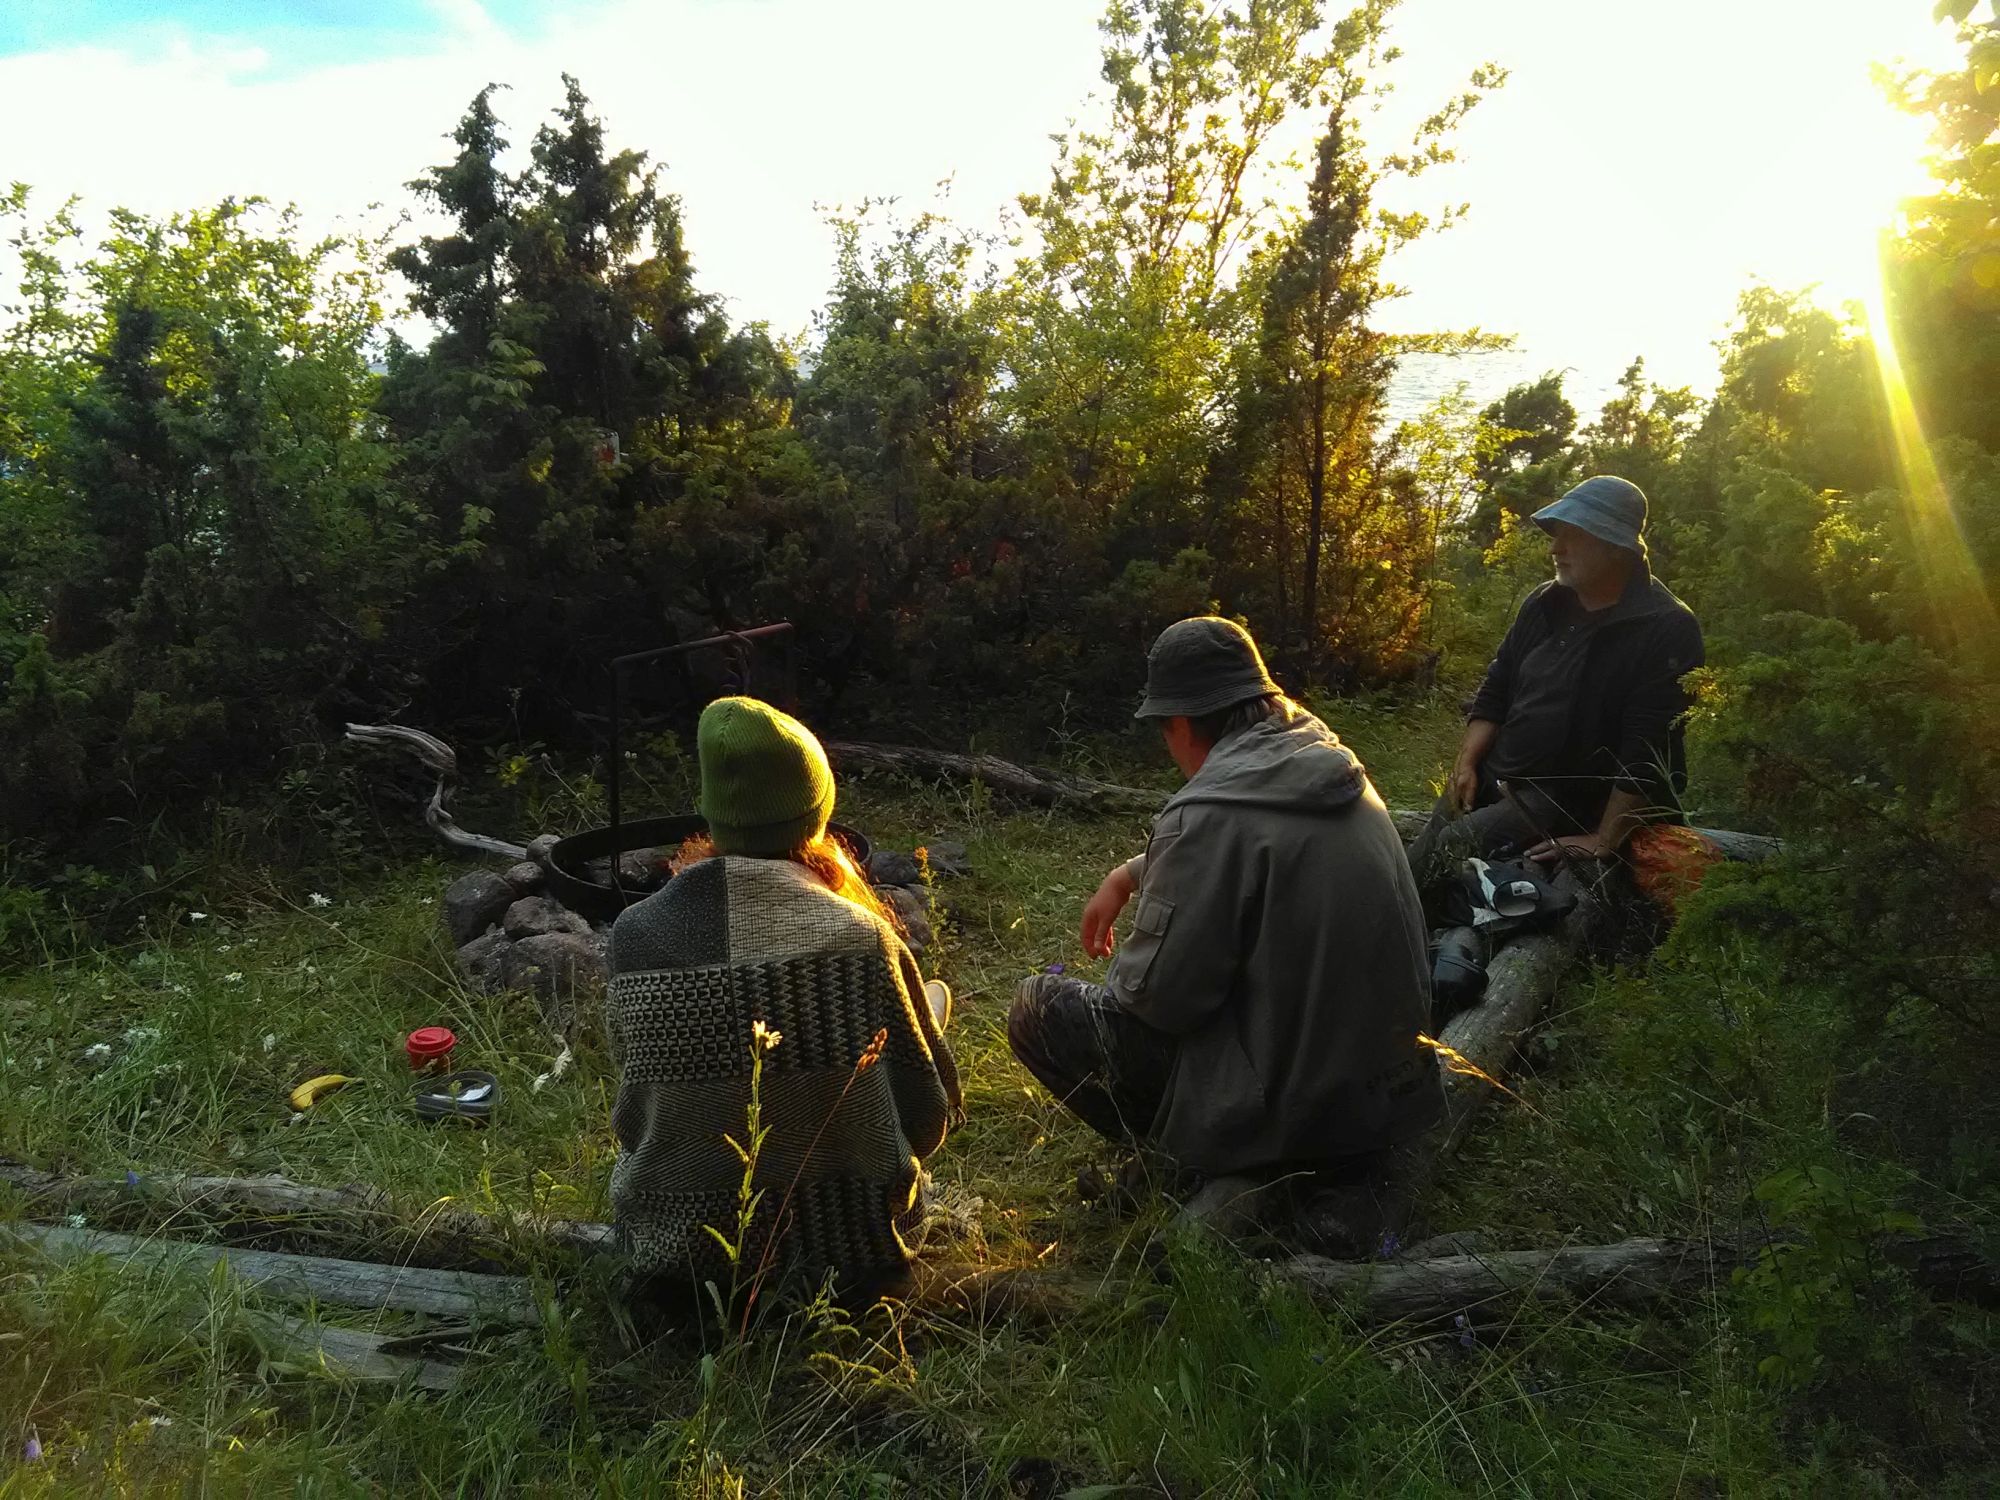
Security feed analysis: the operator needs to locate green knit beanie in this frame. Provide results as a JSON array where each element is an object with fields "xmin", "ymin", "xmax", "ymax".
[{"xmin": 696, "ymin": 696, "xmax": 835, "ymax": 857}]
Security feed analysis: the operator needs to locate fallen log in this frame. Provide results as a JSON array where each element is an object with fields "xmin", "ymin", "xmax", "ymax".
[
  {"xmin": 234, "ymin": 1309, "xmax": 467, "ymax": 1392},
  {"xmin": 1387, "ymin": 803, "xmax": 1781, "ymax": 861},
  {"xmin": 821, "ymin": 745, "xmax": 1785, "ymax": 862},
  {"xmin": 823, "ymin": 740, "xmax": 1161, "ymax": 816},
  {"xmin": 921, "ymin": 1228, "xmax": 1999, "ymax": 1327},
  {"xmin": 4, "ymin": 1223, "xmax": 541, "ymax": 1326},
  {"xmin": 1272, "ymin": 1235, "xmax": 1726, "ymax": 1322},
  {"xmin": 0, "ymin": 1159, "xmax": 614, "ymax": 1263},
  {"xmin": 10, "ymin": 1165, "xmax": 1990, "ymax": 1333}
]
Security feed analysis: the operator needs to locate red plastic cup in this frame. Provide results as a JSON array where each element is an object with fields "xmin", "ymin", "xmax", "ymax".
[{"xmin": 406, "ymin": 1026, "xmax": 457, "ymax": 1073}]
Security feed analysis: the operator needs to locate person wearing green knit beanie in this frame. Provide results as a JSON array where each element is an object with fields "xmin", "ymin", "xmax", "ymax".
[
  {"xmin": 697, "ymin": 696, "xmax": 836, "ymax": 856},
  {"xmin": 606, "ymin": 693, "xmax": 963, "ymax": 1302}
]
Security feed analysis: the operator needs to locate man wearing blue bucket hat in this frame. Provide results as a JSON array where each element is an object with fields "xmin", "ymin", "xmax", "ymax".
[{"xmin": 1408, "ymin": 475, "xmax": 1704, "ymax": 889}]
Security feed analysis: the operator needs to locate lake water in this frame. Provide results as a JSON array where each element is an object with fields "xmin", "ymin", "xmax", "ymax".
[{"xmin": 1386, "ymin": 348, "xmax": 1638, "ymax": 431}]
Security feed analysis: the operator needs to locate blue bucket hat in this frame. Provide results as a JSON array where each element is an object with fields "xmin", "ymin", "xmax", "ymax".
[{"xmin": 1532, "ymin": 475, "xmax": 1648, "ymax": 556}]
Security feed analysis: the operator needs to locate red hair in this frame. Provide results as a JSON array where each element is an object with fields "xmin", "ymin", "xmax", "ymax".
[{"xmin": 672, "ymin": 832, "xmax": 901, "ymax": 933}]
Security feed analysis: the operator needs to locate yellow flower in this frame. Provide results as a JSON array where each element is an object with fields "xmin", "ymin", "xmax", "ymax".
[{"xmin": 750, "ymin": 1019, "xmax": 783, "ymax": 1052}]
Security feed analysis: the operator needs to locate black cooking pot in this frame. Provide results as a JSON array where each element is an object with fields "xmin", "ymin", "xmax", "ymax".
[{"xmin": 543, "ymin": 814, "xmax": 872, "ymax": 922}]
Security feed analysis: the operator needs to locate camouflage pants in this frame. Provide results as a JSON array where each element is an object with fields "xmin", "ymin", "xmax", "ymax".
[{"xmin": 1007, "ymin": 973, "xmax": 1177, "ymax": 1147}]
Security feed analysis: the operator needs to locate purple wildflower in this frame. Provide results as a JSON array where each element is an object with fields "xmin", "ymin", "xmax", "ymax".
[
  {"xmin": 24, "ymin": 1433, "xmax": 42, "ymax": 1461},
  {"xmin": 1454, "ymin": 1313, "xmax": 1476, "ymax": 1350},
  {"xmin": 125, "ymin": 1170, "xmax": 141, "ymax": 1187},
  {"xmin": 1044, "ymin": 961, "xmax": 1066, "ymax": 975},
  {"xmin": 1376, "ymin": 1229, "xmax": 1401, "ymax": 1260}
]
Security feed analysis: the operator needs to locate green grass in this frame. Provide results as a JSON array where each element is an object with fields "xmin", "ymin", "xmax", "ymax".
[{"xmin": 3, "ymin": 701, "xmax": 1995, "ymax": 1494}]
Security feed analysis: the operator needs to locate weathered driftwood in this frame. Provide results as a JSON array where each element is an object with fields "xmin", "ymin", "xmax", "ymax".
[
  {"xmin": 10, "ymin": 1163, "xmax": 1990, "ymax": 1333},
  {"xmin": 1274, "ymin": 1235, "xmax": 1726, "ymax": 1321},
  {"xmin": 824, "ymin": 740, "xmax": 1161, "ymax": 816},
  {"xmin": 1388, "ymin": 803, "xmax": 1782, "ymax": 861},
  {"xmin": 1689, "ymin": 826, "xmax": 1783, "ymax": 862},
  {"xmin": 344, "ymin": 722, "xmax": 528, "ymax": 860},
  {"xmin": 0, "ymin": 1159, "xmax": 614, "ymax": 1263},
  {"xmin": 923, "ymin": 1229, "xmax": 1998, "ymax": 1326},
  {"xmin": 5, "ymin": 1223, "xmax": 541, "ymax": 1326},
  {"xmin": 235, "ymin": 1309, "xmax": 466, "ymax": 1392}
]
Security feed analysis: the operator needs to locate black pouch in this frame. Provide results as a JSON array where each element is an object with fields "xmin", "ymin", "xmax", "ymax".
[
  {"xmin": 1438, "ymin": 856, "xmax": 1575, "ymax": 939},
  {"xmin": 1429, "ymin": 924, "xmax": 1489, "ymax": 1028}
]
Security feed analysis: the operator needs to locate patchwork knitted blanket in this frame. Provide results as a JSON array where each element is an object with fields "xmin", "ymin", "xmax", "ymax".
[{"xmin": 606, "ymin": 855, "xmax": 961, "ymax": 1290}]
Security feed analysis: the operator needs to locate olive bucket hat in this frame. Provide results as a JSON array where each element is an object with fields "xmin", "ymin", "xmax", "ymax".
[{"xmin": 1133, "ymin": 616, "xmax": 1281, "ymax": 720}]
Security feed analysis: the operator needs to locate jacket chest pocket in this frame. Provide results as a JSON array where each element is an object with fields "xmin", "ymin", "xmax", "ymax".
[{"xmin": 1120, "ymin": 892, "xmax": 1176, "ymax": 994}]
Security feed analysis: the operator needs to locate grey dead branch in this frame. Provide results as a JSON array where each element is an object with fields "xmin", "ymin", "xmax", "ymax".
[
  {"xmin": 234, "ymin": 1309, "xmax": 467, "ymax": 1392},
  {"xmin": 4, "ymin": 1222, "xmax": 540, "ymax": 1326},
  {"xmin": 3, "ymin": 1218, "xmax": 543, "ymax": 1391}
]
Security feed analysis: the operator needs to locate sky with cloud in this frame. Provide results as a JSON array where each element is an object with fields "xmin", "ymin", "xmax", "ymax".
[{"xmin": 0, "ymin": 0, "xmax": 1963, "ymax": 411}]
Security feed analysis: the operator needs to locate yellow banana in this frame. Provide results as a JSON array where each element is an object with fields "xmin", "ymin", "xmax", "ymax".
[{"xmin": 289, "ymin": 1074, "xmax": 360, "ymax": 1111}]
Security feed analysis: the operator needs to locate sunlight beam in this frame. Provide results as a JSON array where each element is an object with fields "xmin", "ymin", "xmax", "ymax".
[{"xmin": 1860, "ymin": 236, "xmax": 2000, "ymax": 660}]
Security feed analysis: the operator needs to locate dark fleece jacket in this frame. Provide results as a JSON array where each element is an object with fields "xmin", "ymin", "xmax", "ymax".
[{"xmin": 1468, "ymin": 564, "xmax": 1704, "ymax": 824}]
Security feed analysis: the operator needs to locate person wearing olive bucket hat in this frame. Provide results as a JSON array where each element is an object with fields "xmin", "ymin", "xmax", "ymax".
[
  {"xmin": 1007, "ymin": 617, "xmax": 1443, "ymax": 1210},
  {"xmin": 1406, "ymin": 474, "xmax": 1705, "ymax": 899},
  {"xmin": 606, "ymin": 696, "xmax": 962, "ymax": 1301}
]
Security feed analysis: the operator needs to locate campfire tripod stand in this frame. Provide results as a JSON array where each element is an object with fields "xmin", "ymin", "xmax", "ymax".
[{"xmin": 543, "ymin": 622, "xmax": 868, "ymax": 919}]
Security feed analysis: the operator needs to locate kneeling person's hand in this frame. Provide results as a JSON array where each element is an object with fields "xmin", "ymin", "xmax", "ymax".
[
  {"xmin": 1526, "ymin": 831, "xmax": 1612, "ymax": 864},
  {"xmin": 1080, "ymin": 863, "xmax": 1138, "ymax": 959}
]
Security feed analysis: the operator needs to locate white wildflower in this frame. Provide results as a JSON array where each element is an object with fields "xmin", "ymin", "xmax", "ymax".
[
  {"xmin": 308, "ymin": 893, "xmax": 331, "ymax": 908},
  {"xmin": 223, "ymin": 972, "xmax": 243, "ymax": 984},
  {"xmin": 123, "ymin": 1026, "xmax": 160, "ymax": 1045},
  {"xmin": 189, "ymin": 912, "xmax": 208, "ymax": 922},
  {"xmin": 167, "ymin": 982, "xmax": 188, "ymax": 996},
  {"xmin": 65, "ymin": 1213, "xmax": 86, "ymax": 1229},
  {"xmin": 83, "ymin": 1042, "xmax": 112, "ymax": 1062},
  {"xmin": 531, "ymin": 1043, "xmax": 575, "ymax": 1094},
  {"xmin": 286, "ymin": 1111, "xmax": 305, "ymax": 1127},
  {"xmin": 146, "ymin": 1417, "xmax": 173, "ymax": 1431},
  {"xmin": 217, "ymin": 944, "xmax": 232, "ymax": 954},
  {"xmin": 262, "ymin": 1033, "xmax": 277, "ymax": 1054}
]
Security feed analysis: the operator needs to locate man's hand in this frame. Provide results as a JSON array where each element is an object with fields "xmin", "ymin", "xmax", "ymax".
[
  {"xmin": 1447, "ymin": 720, "xmax": 1499, "ymax": 813},
  {"xmin": 1080, "ymin": 863, "xmax": 1138, "ymax": 959},
  {"xmin": 1447, "ymin": 762, "xmax": 1480, "ymax": 813},
  {"xmin": 1527, "ymin": 789, "xmax": 1644, "ymax": 865},
  {"xmin": 1525, "ymin": 832, "xmax": 1613, "ymax": 864}
]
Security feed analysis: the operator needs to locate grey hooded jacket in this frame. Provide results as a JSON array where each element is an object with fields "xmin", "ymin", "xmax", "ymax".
[{"xmin": 1108, "ymin": 703, "xmax": 1444, "ymax": 1173}]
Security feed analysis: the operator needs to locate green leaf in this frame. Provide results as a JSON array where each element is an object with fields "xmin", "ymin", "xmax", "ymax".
[{"xmin": 700, "ymin": 1225, "xmax": 741, "ymax": 1262}]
